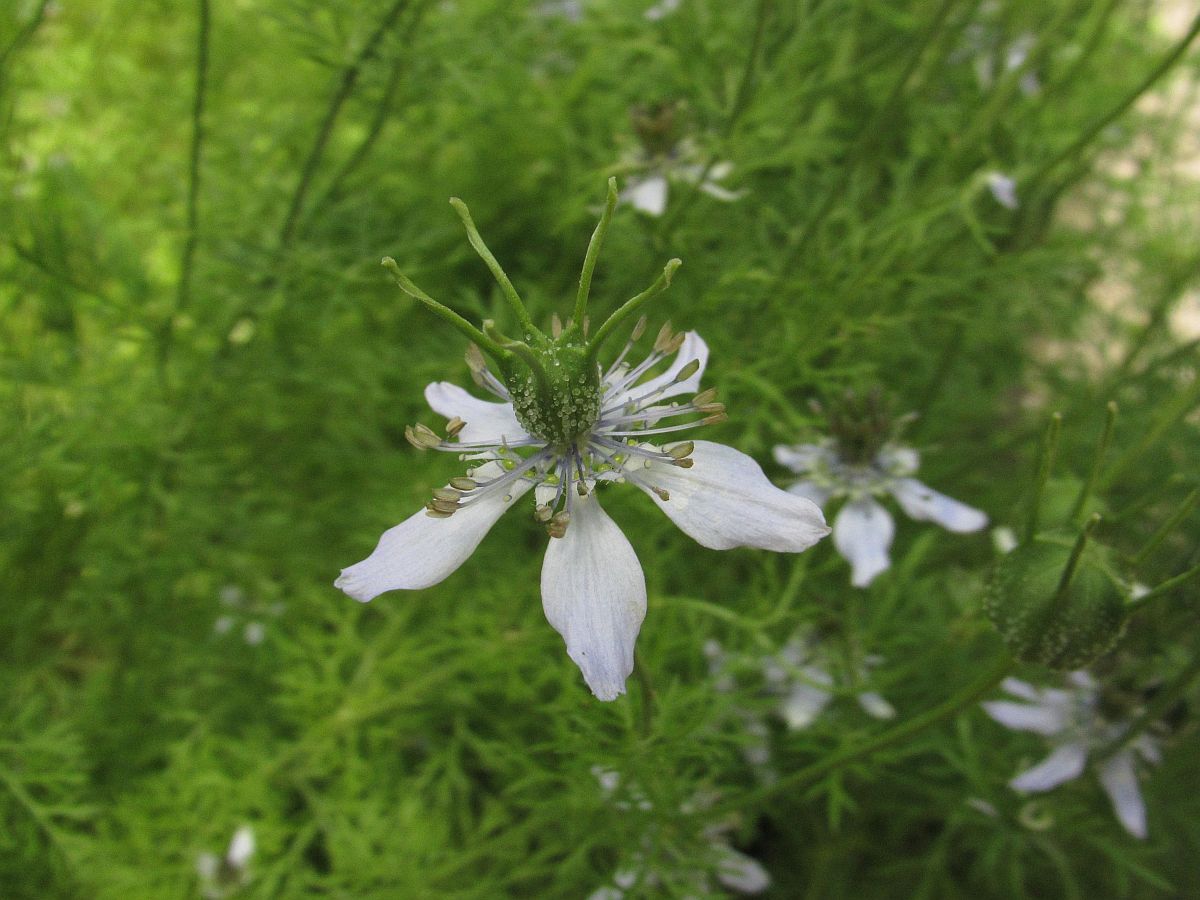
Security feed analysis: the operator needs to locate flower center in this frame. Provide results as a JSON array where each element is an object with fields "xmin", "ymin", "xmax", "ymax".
[{"xmin": 506, "ymin": 339, "xmax": 602, "ymax": 450}]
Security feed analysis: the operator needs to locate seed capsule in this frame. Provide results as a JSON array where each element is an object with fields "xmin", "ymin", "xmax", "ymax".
[{"xmin": 984, "ymin": 535, "xmax": 1128, "ymax": 670}]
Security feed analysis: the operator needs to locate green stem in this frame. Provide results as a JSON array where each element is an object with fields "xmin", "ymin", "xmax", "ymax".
[
  {"xmin": 1132, "ymin": 488, "xmax": 1199, "ymax": 568},
  {"xmin": 633, "ymin": 649, "xmax": 656, "ymax": 738},
  {"xmin": 1101, "ymin": 373, "xmax": 1200, "ymax": 490},
  {"xmin": 766, "ymin": 0, "xmax": 955, "ymax": 295},
  {"xmin": 175, "ymin": 0, "xmax": 210, "ymax": 317},
  {"xmin": 309, "ymin": 2, "xmax": 432, "ymax": 218},
  {"xmin": 1027, "ymin": 10, "xmax": 1200, "ymax": 187},
  {"xmin": 0, "ymin": 0, "xmax": 48, "ymax": 74},
  {"xmin": 573, "ymin": 178, "xmax": 619, "ymax": 331},
  {"xmin": 278, "ymin": 0, "xmax": 411, "ymax": 248},
  {"xmin": 729, "ymin": 651, "xmax": 1011, "ymax": 812},
  {"xmin": 381, "ymin": 257, "xmax": 508, "ymax": 358},
  {"xmin": 1127, "ymin": 562, "xmax": 1200, "ymax": 612},
  {"xmin": 1025, "ymin": 413, "xmax": 1062, "ymax": 543},
  {"xmin": 1052, "ymin": 514, "xmax": 1100, "ymax": 602},
  {"xmin": 652, "ymin": 0, "xmax": 772, "ymax": 242},
  {"xmin": 449, "ymin": 197, "xmax": 538, "ymax": 336},
  {"xmin": 1068, "ymin": 402, "xmax": 1117, "ymax": 523},
  {"xmin": 587, "ymin": 258, "xmax": 682, "ymax": 358}
]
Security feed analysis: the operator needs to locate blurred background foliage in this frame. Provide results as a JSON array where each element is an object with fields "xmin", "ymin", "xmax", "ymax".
[{"xmin": 2, "ymin": 0, "xmax": 1199, "ymax": 896}]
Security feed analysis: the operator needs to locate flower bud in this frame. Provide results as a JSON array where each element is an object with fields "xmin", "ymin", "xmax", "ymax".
[{"xmin": 983, "ymin": 535, "xmax": 1127, "ymax": 670}]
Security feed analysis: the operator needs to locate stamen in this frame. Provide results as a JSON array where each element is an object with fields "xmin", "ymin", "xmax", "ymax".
[
  {"xmin": 431, "ymin": 487, "xmax": 461, "ymax": 501},
  {"xmin": 548, "ymin": 511, "xmax": 570, "ymax": 539},
  {"xmin": 653, "ymin": 321, "xmax": 675, "ymax": 353},
  {"xmin": 406, "ymin": 424, "xmax": 442, "ymax": 450},
  {"xmin": 446, "ymin": 417, "xmax": 466, "ymax": 437},
  {"xmin": 449, "ymin": 476, "xmax": 477, "ymax": 490},
  {"xmin": 666, "ymin": 441, "xmax": 694, "ymax": 459}
]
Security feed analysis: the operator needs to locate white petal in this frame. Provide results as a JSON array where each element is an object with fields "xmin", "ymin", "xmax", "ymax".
[
  {"xmin": 771, "ymin": 443, "xmax": 828, "ymax": 474},
  {"xmin": 707, "ymin": 160, "xmax": 734, "ymax": 180},
  {"xmin": 424, "ymin": 382, "xmax": 529, "ymax": 445},
  {"xmin": 876, "ymin": 445, "xmax": 919, "ymax": 476},
  {"xmin": 626, "ymin": 175, "xmax": 668, "ymax": 216},
  {"xmin": 335, "ymin": 479, "xmax": 528, "ymax": 601},
  {"xmin": 615, "ymin": 331, "xmax": 709, "ymax": 405},
  {"xmin": 982, "ymin": 701, "xmax": 1067, "ymax": 736},
  {"xmin": 1133, "ymin": 735, "xmax": 1162, "ymax": 766},
  {"xmin": 1097, "ymin": 751, "xmax": 1148, "ymax": 839},
  {"xmin": 985, "ymin": 171, "xmax": 1019, "ymax": 210},
  {"xmin": 714, "ymin": 845, "xmax": 771, "ymax": 894},
  {"xmin": 699, "ymin": 181, "xmax": 745, "ymax": 202},
  {"xmin": 541, "ymin": 495, "xmax": 647, "ymax": 701},
  {"xmin": 833, "ymin": 498, "xmax": 894, "ymax": 587},
  {"xmin": 787, "ymin": 480, "xmax": 832, "ymax": 507},
  {"xmin": 782, "ymin": 679, "xmax": 832, "ymax": 730},
  {"xmin": 889, "ymin": 478, "xmax": 988, "ymax": 533},
  {"xmin": 1010, "ymin": 742, "xmax": 1088, "ymax": 792},
  {"xmin": 643, "ymin": 441, "xmax": 829, "ymax": 552},
  {"xmin": 1000, "ymin": 677, "xmax": 1044, "ymax": 702},
  {"xmin": 227, "ymin": 826, "xmax": 255, "ymax": 867},
  {"xmin": 857, "ymin": 691, "xmax": 896, "ymax": 720}
]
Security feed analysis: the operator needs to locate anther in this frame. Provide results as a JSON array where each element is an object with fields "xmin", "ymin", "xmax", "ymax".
[
  {"xmin": 429, "ymin": 497, "xmax": 460, "ymax": 514},
  {"xmin": 673, "ymin": 458, "xmax": 695, "ymax": 468},
  {"xmin": 577, "ymin": 481, "xmax": 589, "ymax": 496},
  {"xmin": 431, "ymin": 487, "xmax": 461, "ymax": 502},
  {"xmin": 663, "ymin": 332, "xmax": 685, "ymax": 354},
  {"xmin": 548, "ymin": 511, "xmax": 571, "ymax": 539},
  {"xmin": 406, "ymin": 424, "xmax": 442, "ymax": 450},
  {"xmin": 424, "ymin": 508, "xmax": 455, "ymax": 519},
  {"xmin": 465, "ymin": 343, "xmax": 486, "ymax": 374},
  {"xmin": 666, "ymin": 441, "xmax": 694, "ymax": 459},
  {"xmin": 651, "ymin": 486, "xmax": 670, "ymax": 501},
  {"xmin": 653, "ymin": 321, "xmax": 675, "ymax": 353},
  {"xmin": 449, "ymin": 476, "xmax": 477, "ymax": 491},
  {"xmin": 446, "ymin": 417, "xmax": 466, "ymax": 437},
  {"xmin": 631, "ymin": 315, "xmax": 648, "ymax": 341},
  {"xmin": 674, "ymin": 359, "xmax": 700, "ymax": 383},
  {"xmin": 703, "ymin": 412, "xmax": 728, "ymax": 426},
  {"xmin": 534, "ymin": 504, "xmax": 553, "ymax": 523},
  {"xmin": 697, "ymin": 402, "xmax": 725, "ymax": 415},
  {"xmin": 692, "ymin": 388, "xmax": 717, "ymax": 406}
]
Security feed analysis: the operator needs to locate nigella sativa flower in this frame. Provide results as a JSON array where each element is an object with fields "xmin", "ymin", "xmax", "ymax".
[
  {"xmin": 773, "ymin": 391, "xmax": 986, "ymax": 587},
  {"xmin": 617, "ymin": 103, "xmax": 743, "ymax": 217},
  {"xmin": 982, "ymin": 672, "xmax": 1162, "ymax": 839},
  {"xmin": 764, "ymin": 632, "xmax": 895, "ymax": 729},
  {"xmin": 336, "ymin": 181, "xmax": 828, "ymax": 701},
  {"xmin": 588, "ymin": 768, "xmax": 769, "ymax": 898}
]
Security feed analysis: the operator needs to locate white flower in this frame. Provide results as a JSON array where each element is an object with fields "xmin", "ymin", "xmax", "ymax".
[
  {"xmin": 337, "ymin": 331, "xmax": 828, "ymax": 701},
  {"xmin": 985, "ymin": 171, "xmax": 1019, "ymax": 210},
  {"xmin": 765, "ymin": 633, "xmax": 895, "ymax": 729},
  {"xmin": 196, "ymin": 825, "xmax": 255, "ymax": 899},
  {"xmin": 982, "ymin": 673, "xmax": 1162, "ymax": 839},
  {"xmin": 773, "ymin": 440, "xmax": 987, "ymax": 587},
  {"xmin": 589, "ymin": 769, "xmax": 769, "ymax": 897},
  {"xmin": 621, "ymin": 145, "xmax": 744, "ymax": 217}
]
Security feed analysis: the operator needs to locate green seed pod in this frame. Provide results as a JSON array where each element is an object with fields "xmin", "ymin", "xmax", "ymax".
[{"xmin": 984, "ymin": 533, "xmax": 1128, "ymax": 670}]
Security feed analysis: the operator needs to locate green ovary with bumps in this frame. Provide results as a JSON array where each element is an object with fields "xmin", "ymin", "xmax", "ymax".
[
  {"xmin": 504, "ymin": 338, "xmax": 602, "ymax": 451},
  {"xmin": 984, "ymin": 535, "xmax": 1128, "ymax": 670}
]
